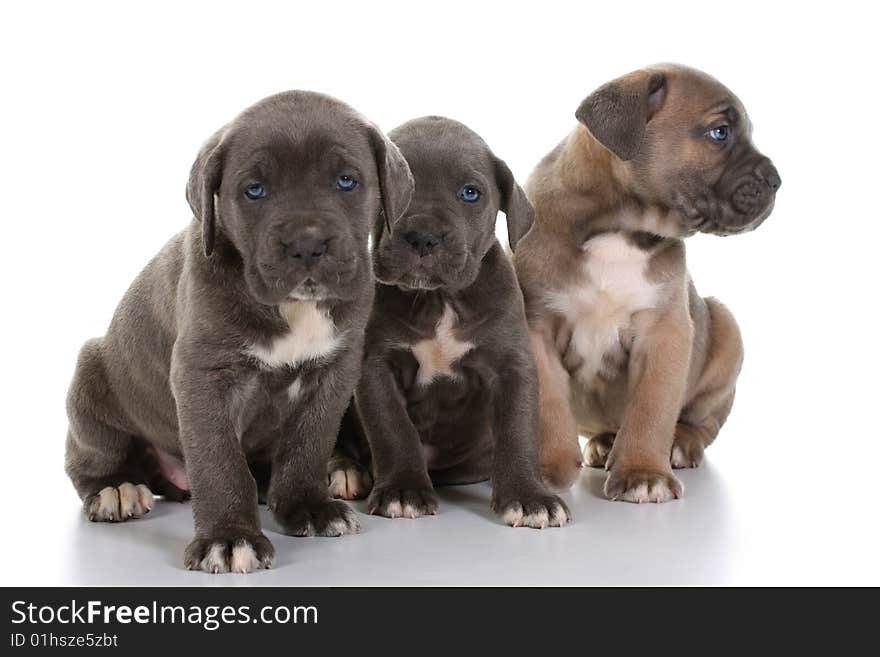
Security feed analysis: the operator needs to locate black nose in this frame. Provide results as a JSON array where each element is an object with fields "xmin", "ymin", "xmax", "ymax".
[
  {"xmin": 756, "ymin": 160, "xmax": 782, "ymax": 192},
  {"xmin": 404, "ymin": 231, "xmax": 440, "ymax": 257},
  {"xmin": 283, "ymin": 236, "xmax": 328, "ymax": 268}
]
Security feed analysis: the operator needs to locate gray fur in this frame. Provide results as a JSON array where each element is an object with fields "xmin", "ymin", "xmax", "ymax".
[
  {"xmin": 64, "ymin": 91, "xmax": 414, "ymax": 573},
  {"xmin": 334, "ymin": 117, "xmax": 570, "ymax": 527}
]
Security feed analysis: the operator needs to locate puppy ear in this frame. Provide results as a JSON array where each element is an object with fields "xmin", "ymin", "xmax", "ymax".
[
  {"xmin": 186, "ymin": 128, "xmax": 226, "ymax": 257},
  {"xmin": 494, "ymin": 156, "xmax": 535, "ymax": 251},
  {"xmin": 575, "ymin": 70, "xmax": 667, "ymax": 161},
  {"xmin": 367, "ymin": 125, "xmax": 415, "ymax": 231}
]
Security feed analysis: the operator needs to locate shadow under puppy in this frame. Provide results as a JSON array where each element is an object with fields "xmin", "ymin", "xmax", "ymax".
[
  {"xmin": 514, "ymin": 64, "xmax": 781, "ymax": 501},
  {"xmin": 333, "ymin": 117, "xmax": 570, "ymax": 528},
  {"xmin": 64, "ymin": 91, "xmax": 413, "ymax": 573}
]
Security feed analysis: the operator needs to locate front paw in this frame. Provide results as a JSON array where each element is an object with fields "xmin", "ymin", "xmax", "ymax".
[
  {"xmin": 492, "ymin": 489, "xmax": 571, "ymax": 528},
  {"xmin": 604, "ymin": 467, "xmax": 683, "ymax": 503},
  {"xmin": 367, "ymin": 482, "xmax": 438, "ymax": 519},
  {"xmin": 274, "ymin": 498, "xmax": 361, "ymax": 537},
  {"xmin": 184, "ymin": 533, "xmax": 274, "ymax": 574}
]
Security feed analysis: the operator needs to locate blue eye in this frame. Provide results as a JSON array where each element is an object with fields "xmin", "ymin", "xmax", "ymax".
[
  {"xmin": 458, "ymin": 185, "xmax": 481, "ymax": 203},
  {"xmin": 337, "ymin": 174, "xmax": 358, "ymax": 191},
  {"xmin": 708, "ymin": 125, "xmax": 730, "ymax": 143},
  {"xmin": 244, "ymin": 183, "xmax": 265, "ymax": 199}
]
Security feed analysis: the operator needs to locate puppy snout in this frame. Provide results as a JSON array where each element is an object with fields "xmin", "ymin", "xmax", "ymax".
[
  {"xmin": 282, "ymin": 236, "xmax": 328, "ymax": 268},
  {"xmin": 731, "ymin": 181, "xmax": 766, "ymax": 215},
  {"xmin": 756, "ymin": 159, "xmax": 781, "ymax": 192},
  {"xmin": 404, "ymin": 231, "xmax": 441, "ymax": 257}
]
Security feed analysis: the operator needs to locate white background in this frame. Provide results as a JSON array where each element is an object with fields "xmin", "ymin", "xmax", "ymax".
[{"xmin": 1, "ymin": 1, "xmax": 877, "ymax": 586}]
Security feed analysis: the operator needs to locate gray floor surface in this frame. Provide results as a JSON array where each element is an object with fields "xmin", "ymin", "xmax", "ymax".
[{"xmin": 13, "ymin": 449, "xmax": 875, "ymax": 587}]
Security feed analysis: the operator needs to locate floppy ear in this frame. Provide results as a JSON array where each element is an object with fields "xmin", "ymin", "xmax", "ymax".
[
  {"xmin": 185, "ymin": 128, "xmax": 226, "ymax": 257},
  {"xmin": 494, "ymin": 156, "xmax": 535, "ymax": 251},
  {"xmin": 367, "ymin": 125, "xmax": 415, "ymax": 232},
  {"xmin": 575, "ymin": 70, "xmax": 667, "ymax": 161}
]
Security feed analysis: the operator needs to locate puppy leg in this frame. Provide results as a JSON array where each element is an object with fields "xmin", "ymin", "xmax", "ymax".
[
  {"xmin": 173, "ymin": 351, "xmax": 273, "ymax": 574},
  {"xmin": 269, "ymin": 349, "xmax": 362, "ymax": 537},
  {"xmin": 672, "ymin": 298, "xmax": 743, "ymax": 468},
  {"xmin": 65, "ymin": 339, "xmax": 155, "ymax": 522},
  {"xmin": 605, "ymin": 308, "xmax": 691, "ymax": 503},
  {"xmin": 327, "ymin": 405, "xmax": 373, "ymax": 501},
  {"xmin": 357, "ymin": 359, "xmax": 438, "ymax": 519},
  {"xmin": 490, "ymin": 349, "xmax": 570, "ymax": 529},
  {"xmin": 531, "ymin": 331, "xmax": 583, "ymax": 490}
]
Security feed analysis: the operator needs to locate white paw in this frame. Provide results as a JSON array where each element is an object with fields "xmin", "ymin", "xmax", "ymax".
[
  {"xmin": 185, "ymin": 535, "xmax": 275, "ymax": 574},
  {"xmin": 621, "ymin": 480, "xmax": 675, "ymax": 503},
  {"xmin": 500, "ymin": 498, "xmax": 570, "ymax": 529},
  {"xmin": 86, "ymin": 483, "xmax": 154, "ymax": 522},
  {"xmin": 670, "ymin": 444, "xmax": 690, "ymax": 469},
  {"xmin": 230, "ymin": 541, "xmax": 262, "ymax": 574},
  {"xmin": 200, "ymin": 542, "xmax": 264, "ymax": 575},
  {"xmin": 604, "ymin": 469, "xmax": 683, "ymax": 503},
  {"xmin": 328, "ymin": 465, "xmax": 372, "ymax": 500},
  {"xmin": 381, "ymin": 500, "xmax": 422, "ymax": 520},
  {"xmin": 200, "ymin": 543, "xmax": 229, "ymax": 574},
  {"xmin": 385, "ymin": 500, "xmax": 403, "ymax": 518},
  {"xmin": 670, "ymin": 440, "xmax": 704, "ymax": 469},
  {"xmin": 367, "ymin": 485, "xmax": 438, "ymax": 519}
]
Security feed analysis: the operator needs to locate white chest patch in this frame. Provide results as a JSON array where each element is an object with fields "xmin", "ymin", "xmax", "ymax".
[
  {"xmin": 246, "ymin": 300, "xmax": 341, "ymax": 369},
  {"xmin": 410, "ymin": 304, "xmax": 474, "ymax": 385},
  {"xmin": 546, "ymin": 233, "xmax": 659, "ymax": 385}
]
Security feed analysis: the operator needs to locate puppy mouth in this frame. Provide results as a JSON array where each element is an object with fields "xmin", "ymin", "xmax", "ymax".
[
  {"xmin": 286, "ymin": 277, "xmax": 330, "ymax": 300},
  {"xmin": 701, "ymin": 199, "xmax": 775, "ymax": 237},
  {"xmin": 677, "ymin": 192, "xmax": 775, "ymax": 238},
  {"xmin": 256, "ymin": 254, "xmax": 358, "ymax": 302},
  {"xmin": 397, "ymin": 276, "xmax": 442, "ymax": 291},
  {"xmin": 376, "ymin": 242, "xmax": 470, "ymax": 291},
  {"xmin": 401, "ymin": 253, "xmax": 473, "ymax": 291},
  {"xmin": 379, "ymin": 263, "xmax": 445, "ymax": 291}
]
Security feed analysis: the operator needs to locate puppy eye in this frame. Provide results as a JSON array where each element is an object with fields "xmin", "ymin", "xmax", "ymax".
[
  {"xmin": 336, "ymin": 174, "xmax": 358, "ymax": 191},
  {"xmin": 707, "ymin": 125, "xmax": 730, "ymax": 143},
  {"xmin": 458, "ymin": 185, "xmax": 481, "ymax": 203},
  {"xmin": 244, "ymin": 183, "xmax": 266, "ymax": 200}
]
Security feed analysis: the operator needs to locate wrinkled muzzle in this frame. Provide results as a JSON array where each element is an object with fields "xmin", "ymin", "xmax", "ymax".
[
  {"xmin": 375, "ymin": 214, "xmax": 468, "ymax": 290},
  {"xmin": 700, "ymin": 155, "xmax": 781, "ymax": 236},
  {"xmin": 251, "ymin": 215, "xmax": 360, "ymax": 302}
]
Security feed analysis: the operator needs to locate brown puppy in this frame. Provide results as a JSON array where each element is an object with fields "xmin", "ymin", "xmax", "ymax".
[{"xmin": 515, "ymin": 64, "xmax": 780, "ymax": 501}]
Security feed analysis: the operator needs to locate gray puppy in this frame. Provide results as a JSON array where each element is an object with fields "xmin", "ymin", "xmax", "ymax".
[
  {"xmin": 64, "ymin": 91, "xmax": 414, "ymax": 573},
  {"xmin": 332, "ymin": 117, "xmax": 570, "ymax": 528}
]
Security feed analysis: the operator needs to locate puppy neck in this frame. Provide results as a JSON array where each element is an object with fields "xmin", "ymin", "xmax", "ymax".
[
  {"xmin": 558, "ymin": 126, "xmax": 688, "ymax": 241},
  {"xmin": 559, "ymin": 126, "xmax": 622, "ymax": 206}
]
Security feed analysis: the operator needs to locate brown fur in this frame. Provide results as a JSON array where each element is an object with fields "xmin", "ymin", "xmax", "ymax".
[{"xmin": 515, "ymin": 64, "xmax": 778, "ymax": 501}]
